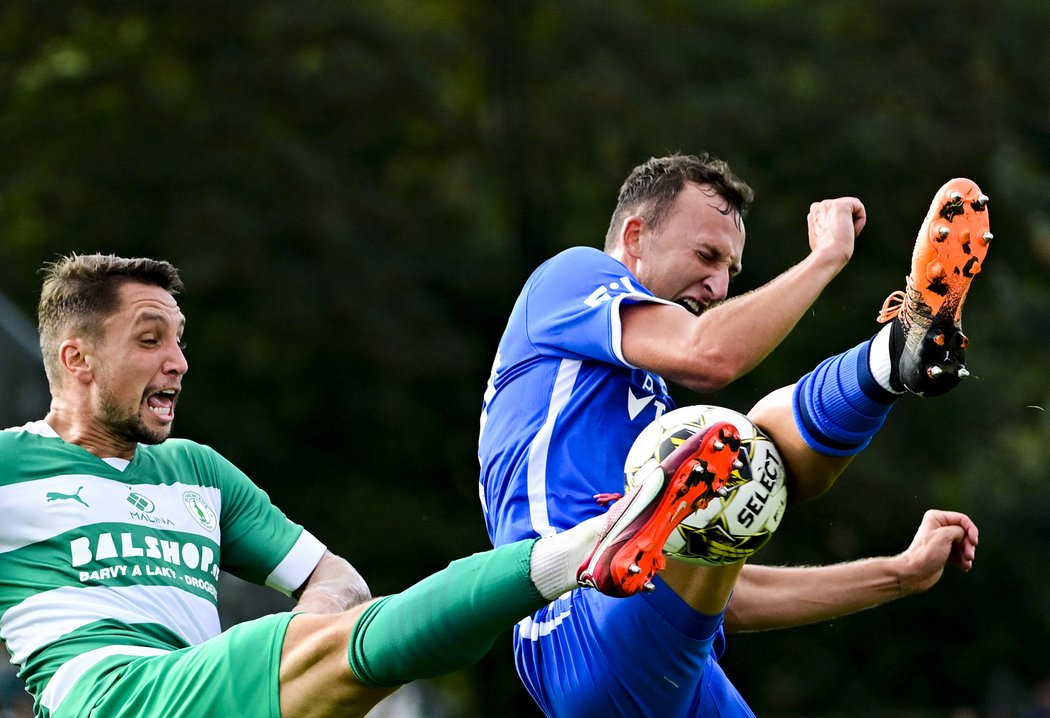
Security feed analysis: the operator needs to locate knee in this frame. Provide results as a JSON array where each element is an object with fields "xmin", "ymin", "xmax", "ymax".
[{"xmin": 279, "ymin": 601, "xmax": 391, "ymax": 717}]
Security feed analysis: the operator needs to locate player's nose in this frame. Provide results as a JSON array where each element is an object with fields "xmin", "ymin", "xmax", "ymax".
[
  {"xmin": 702, "ymin": 270, "xmax": 730, "ymax": 302},
  {"xmin": 165, "ymin": 344, "xmax": 188, "ymax": 377}
]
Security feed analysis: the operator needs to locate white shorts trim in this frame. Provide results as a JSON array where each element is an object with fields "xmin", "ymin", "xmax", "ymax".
[{"xmin": 43, "ymin": 645, "xmax": 169, "ymax": 714}]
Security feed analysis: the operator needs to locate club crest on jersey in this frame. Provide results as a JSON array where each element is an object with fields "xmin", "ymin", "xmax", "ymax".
[{"xmin": 183, "ymin": 491, "xmax": 217, "ymax": 532}]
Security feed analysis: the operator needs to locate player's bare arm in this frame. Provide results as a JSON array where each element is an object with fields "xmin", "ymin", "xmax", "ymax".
[
  {"xmin": 621, "ymin": 197, "xmax": 865, "ymax": 393},
  {"xmin": 722, "ymin": 509, "xmax": 978, "ymax": 633}
]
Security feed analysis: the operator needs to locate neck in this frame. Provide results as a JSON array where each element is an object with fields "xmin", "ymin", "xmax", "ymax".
[{"xmin": 45, "ymin": 409, "xmax": 138, "ymax": 460}]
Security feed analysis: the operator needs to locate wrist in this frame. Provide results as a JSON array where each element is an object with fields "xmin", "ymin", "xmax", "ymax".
[
  {"xmin": 890, "ymin": 553, "xmax": 930, "ymax": 597},
  {"xmin": 805, "ymin": 244, "xmax": 852, "ymax": 276}
]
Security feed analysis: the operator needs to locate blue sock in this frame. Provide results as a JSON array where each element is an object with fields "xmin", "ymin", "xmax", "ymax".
[{"xmin": 792, "ymin": 338, "xmax": 898, "ymax": 456}]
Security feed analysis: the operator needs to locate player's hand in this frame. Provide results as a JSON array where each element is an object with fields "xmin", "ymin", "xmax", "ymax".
[
  {"xmin": 806, "ymin": 197, "xmax": 866, "ymax": 268},
  {"xmin": 895, "ymin": 509, "xmax": 979, "ymax": 595}
]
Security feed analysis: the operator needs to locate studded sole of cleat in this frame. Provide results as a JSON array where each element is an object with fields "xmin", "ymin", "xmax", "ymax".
[
  {"xmin": 915, "ymin": 179, "xmax": 991, "ymax": 322},
  {"xmin": 914, "ymin": 316, "xmax": 969, "ymax": 380},
  {"xmin": 609, "ymin": 422, "xmax": 742, "ymax": 596}
]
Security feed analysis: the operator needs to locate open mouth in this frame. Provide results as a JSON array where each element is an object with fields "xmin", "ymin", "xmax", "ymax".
[
  {"xmin": 677, "ymin": 298, "xmax": 704, "ymax": 316},
  {"xmin": 145, "ymin": 388, "xmax": 179, "ymax": 419}
]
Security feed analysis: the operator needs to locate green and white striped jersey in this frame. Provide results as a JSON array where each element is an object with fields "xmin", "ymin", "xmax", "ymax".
[{"xmin": 0, "ymin": 421, "xmax": 327, "ymax": 717}]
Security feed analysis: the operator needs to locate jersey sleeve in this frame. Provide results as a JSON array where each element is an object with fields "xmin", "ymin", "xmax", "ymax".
[
  {"xmin": 207, "ymin": 450, "xmax": 327, "ymax": 595},
  {"xmin": 524, "ymin": 247, "xmax": 676, "ymax": 367}
]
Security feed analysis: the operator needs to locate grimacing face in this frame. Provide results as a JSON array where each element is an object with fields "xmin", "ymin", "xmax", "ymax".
[
  {"xmin": 85, "ymin": 282, "xmax": 188, "ymax": 446},
  {"xmin": 632, "ymin": 183, "xmax": 745, "ymax": 315}
]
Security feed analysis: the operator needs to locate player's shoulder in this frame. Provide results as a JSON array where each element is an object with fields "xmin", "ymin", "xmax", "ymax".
[
  {"xmin": 0, "ymin": 425, "xmax": 23, "ymax": 453},
  {"xmin": 557, "ymin": 246, "xmax": 606, "ymax": 260},
  {"xmin": 137, "ymin": 438, "xmax": 248, "ymax": 489},
  {"xmin": 532, "ymin": 246, "xmax": 625, "ymax": 284},
  {"xmin": 139, "ymin": 437, "xmax": 224, "ymax": 464},
  {"xmin": 0, "ymin": 421, "xmax": 66, "ymax": 477},
  {"xmin": 1, "ymin": 420, "xmax": 54, "ymax": 443},
  {"xmin": 545, "ymin": 246, "xmax": 614, "ymax": 268}
]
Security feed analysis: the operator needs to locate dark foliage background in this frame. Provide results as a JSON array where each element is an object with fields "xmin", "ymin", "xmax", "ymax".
[{"xmin": 2, "ymin": 2, "xmax": 1049, "ymax": 716}]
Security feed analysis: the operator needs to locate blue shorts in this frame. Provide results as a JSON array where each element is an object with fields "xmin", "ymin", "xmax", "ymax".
[{"xmin": 513, "ymin": 576, "xmax": 755, "ymax": 718}]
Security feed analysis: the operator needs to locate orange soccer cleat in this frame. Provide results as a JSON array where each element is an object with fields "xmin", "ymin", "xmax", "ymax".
[
  {"xmin": 576, "ymin": 421, "xmax": 741, "ymax": 597},
  {"xmin": 878, "ymin": 178, "xmax": 992, "ymax": 396}
]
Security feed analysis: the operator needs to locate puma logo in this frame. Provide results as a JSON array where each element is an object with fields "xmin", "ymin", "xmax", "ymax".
[{"xmin": 46, "ymin": 486, "xmax": 89, "ymax": 508}]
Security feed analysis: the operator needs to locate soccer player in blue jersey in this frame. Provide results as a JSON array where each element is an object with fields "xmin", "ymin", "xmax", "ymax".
[
  {"xmin": 1, "ymin": 252, "xmax": 747, "ymax": 718},
  {"xmin": 478, "ymin": 154, "xmax": 987, "ymax": 717}
]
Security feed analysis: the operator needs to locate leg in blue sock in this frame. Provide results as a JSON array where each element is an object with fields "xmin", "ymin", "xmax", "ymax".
[
  {"xmin": 745, "ymin": 332, "xmax": 900, "ymax": 503},
  {"xmin": 792, "ymin": 337, "xmax": 898, "ymax": 457}
]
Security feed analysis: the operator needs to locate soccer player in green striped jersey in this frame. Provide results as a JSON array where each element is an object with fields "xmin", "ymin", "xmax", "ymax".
[{"xmin": 1, "ymin": 252, "xmax": 735, "ymax": 718}]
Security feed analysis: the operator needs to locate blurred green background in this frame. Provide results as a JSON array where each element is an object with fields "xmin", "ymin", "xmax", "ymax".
[{"xmin": 2, "ymin": 1, "xmax": 1049, "ymax": 716}]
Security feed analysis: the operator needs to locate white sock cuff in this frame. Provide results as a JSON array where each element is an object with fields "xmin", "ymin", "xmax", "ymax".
[
  {"xmin": 869, "ymin": 324, "xmax": 901, "ymax": 394},
  {"xmin": 529, "ymin": 515, "xmax": 604, "ymax": 600}
]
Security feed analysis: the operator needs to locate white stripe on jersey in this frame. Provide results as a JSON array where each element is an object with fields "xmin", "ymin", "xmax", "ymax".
[
  {"xmin": 2, "ymin": 584, "xmax": 221, "ymax": 664},
  {"xmin": 608, "ymin": 292, "xmax": 679, "ymax": 367},
  {"xmin": 527, "ymin": 359, "xmax": 581, "ymax": 538},
  {"xmin": 41, "ymin": 645, "xmax": 169, "ymax": 714},
  {"xmin": 0, "ymin": 477, "xmax": 222, "ymax": 554}
]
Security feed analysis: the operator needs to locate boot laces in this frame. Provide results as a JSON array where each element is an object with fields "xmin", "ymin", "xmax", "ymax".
[
  {"xmin": 877, "ymin": 289, "xmax": 906, "ymax": 323},
  {"xmin": 594, "ymin": 492, "xmax": 623, "ymax": 507}
]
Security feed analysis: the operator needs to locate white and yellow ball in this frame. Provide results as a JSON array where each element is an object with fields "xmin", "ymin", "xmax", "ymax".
[{"xmin": 624, "ymin": 405, "xmax": 788, "ymax": 566}]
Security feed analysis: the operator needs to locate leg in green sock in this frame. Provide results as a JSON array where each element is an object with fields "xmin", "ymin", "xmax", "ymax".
[{"xmin": 348, "ymin": 539, "xmax": 546, "ymax": 687}]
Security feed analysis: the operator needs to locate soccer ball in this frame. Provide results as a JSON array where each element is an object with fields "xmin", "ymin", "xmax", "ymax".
[{"xmin": 624, "ymin": 405, "xmax": 788, "ymax": 566}]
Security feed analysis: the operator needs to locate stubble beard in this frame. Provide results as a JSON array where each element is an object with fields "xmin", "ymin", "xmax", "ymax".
[{"xmin": 99, "ymin": 389, "xmax": 170, "ymax": 446}]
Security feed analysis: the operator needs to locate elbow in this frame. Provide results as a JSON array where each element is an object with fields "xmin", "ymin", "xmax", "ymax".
[
  {"xmin": 678, "ymin": 359, "xmax": 741, "ymax": 394},
  {"xmin": 704, "ymin": 367, "xmax": 737, "ymax": 392}
]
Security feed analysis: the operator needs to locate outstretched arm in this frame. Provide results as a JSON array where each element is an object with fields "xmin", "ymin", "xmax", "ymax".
[
  {"xmin": 622, "ymin": 198, "xmax": 865, "ymax": 393},
  {"xmin": 724, "ymin": 509, "xmax": 978, "ymax": 633}
]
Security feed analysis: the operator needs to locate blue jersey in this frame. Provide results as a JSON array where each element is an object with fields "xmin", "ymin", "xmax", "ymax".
[
  {"xmin": 478, "ymin": 247, "xmax": 676, "ymax": 546},
  {"xmin": 479, "ymin": 247, "xmax": 755, "ymax": 718}
]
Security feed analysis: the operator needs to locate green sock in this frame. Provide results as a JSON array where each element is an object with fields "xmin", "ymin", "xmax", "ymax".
[{"xmin": 348, "ymin": 539, "xmax": 546, "ymax": 687}]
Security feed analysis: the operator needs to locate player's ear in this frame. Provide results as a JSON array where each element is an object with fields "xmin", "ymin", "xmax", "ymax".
[
  {"xmin": 59, "ymin": 339, "xmax": 94, "ymax": 384},
  {"xmin": 621, "ymin": 215, "xmax": 647, "ymax": 261}
]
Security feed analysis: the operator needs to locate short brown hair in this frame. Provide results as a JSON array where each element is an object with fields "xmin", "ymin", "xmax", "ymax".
[
  {"xmin": 37, "ymin": 253, "xmax": 183, "ymax": 386},
  {"xmin": 604, "ymin": 153, "xmax": 754, "ymax": 250}
]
